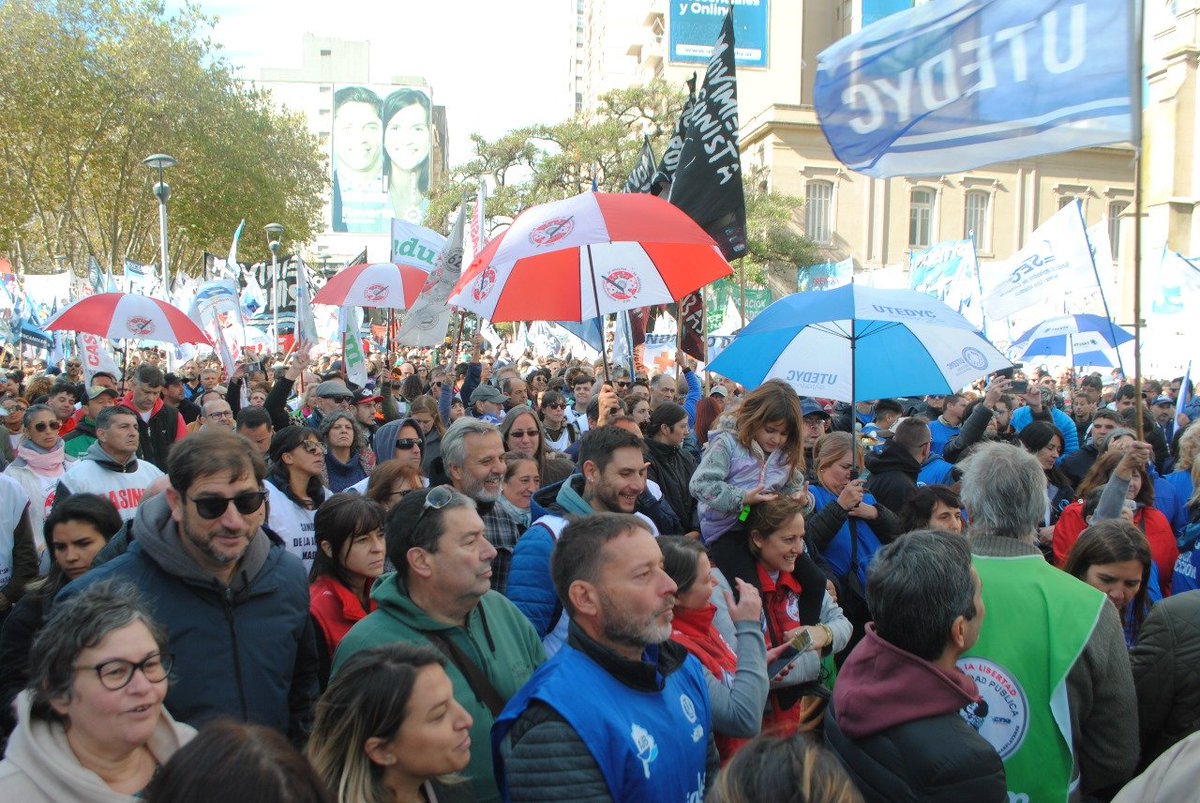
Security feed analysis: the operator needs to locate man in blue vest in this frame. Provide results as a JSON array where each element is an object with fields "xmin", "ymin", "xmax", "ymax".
[
  {"xmin": 957, "ymin": 442, "xmax": 1137, "ymax": 801},
  {"xmin": 494, "ymin": 513, "xmax": 717, "ymax": 801}
]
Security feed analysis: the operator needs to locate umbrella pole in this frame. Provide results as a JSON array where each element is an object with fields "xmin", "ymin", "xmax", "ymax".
[
  {"xmin": 1132, "ymin": 150, "xmax": 1145, "ymax": 441},
  {"xmin": 850, "ymin": 312, "xmax": 860, "ymax": 478},
  {"xmin": 587, "ymin": 244, "xmax": 611, "ymax": 383},
  {"xmin": 737, "ymin": 258, "xmax": 747, "ymax": 328}
]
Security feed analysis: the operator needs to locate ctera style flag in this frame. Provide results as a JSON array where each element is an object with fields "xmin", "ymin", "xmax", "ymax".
[{"xmin": 814, "ymin": 0, "xmax": 1136, "ymax": 179}]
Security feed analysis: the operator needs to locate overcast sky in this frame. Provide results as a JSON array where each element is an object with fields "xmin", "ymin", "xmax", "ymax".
[{"xmin": 169, "ymin": 0, "xmax": 575, "ymax": 166}]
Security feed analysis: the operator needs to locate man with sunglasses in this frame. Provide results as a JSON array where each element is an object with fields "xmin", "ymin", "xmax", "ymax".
[
  {"xmin": 62, "ymin": 428, "xmax": 318, "ymax": 744},
  {"xmin": 306, "ymin": 379, "xmax": 355, "ymax": 429},
  {"xmin": 55, "ymin": 405, "xmax": 164, "ymax": 521}
]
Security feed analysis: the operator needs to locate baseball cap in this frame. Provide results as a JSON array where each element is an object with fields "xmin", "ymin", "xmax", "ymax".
[
  {"xmin": 801, "ymin": 398, "xmax": 831, "ymax": 419},
  {"xmin": 711, "ymin": 386, "xmax": 728, "ymax": 398},
  {"xmin": 87, "ymin": 385, "xmax": 118, "ymax": 401},
  {"xmin": 316, "ymin": 379, "xmax": 353, "ymax": 399},
  {"xmin": 470, "ymin": 385, "xmax": 508, "ymax": 405},
  {"xmin": 354, "ymin": 387, "xmax": 380, "ymax": 405},
  {"xmin": 1153, "ymin": 395, "xmax": 1173, "ymax": 406}
]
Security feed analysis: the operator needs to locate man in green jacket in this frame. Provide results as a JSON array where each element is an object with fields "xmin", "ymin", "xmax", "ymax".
[
  {"xmin": 63, "ymin": 386, "xmax": 118, "ymax": 459},
  {"xmin": 958, "ymin": 442, "xmax": 1137, "ymax": 802},
  {"xmin": 332, "ymin": 486, "xmax": 545, "ymax": 803}
]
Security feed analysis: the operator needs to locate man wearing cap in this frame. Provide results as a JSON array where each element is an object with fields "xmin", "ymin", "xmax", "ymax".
[
  {"xmin": 164, "ymin": 372, "xmax": 202, "ymax": 425},
  {"xmin": 471, "ymin": 385, "xmax": 507, "ymax": 425},
  {"xmin": 709, "ymin": 385, "xmax": 728, "ymax": 414},
  {"xmin": 353, "ymin": 387, "xmax": 380, "ymax": 435},
  {"xmin": 801, "ymin": 398, "xmax": 831, "ymax": 477},
  {"xmin": 308, "ymin": 379, "xmax": 355, "ymax": 429},
  {"xmin": 63, "ymin": 385, "xmax": 120, "ymax": 459},
  {"xmin": 1152, "ymin": 395, "xmax": 1177, "ymax": 444}
]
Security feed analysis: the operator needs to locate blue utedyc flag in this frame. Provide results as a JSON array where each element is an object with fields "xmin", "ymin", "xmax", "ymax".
[{"xmin": 814, "ymin": 0, "xmax": 1135, "ymax": 178}]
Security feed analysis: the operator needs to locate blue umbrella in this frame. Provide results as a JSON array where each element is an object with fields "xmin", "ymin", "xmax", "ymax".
[
  {"xmin": 708, "ymin": 284, "xmax": 1010, "ymax": 403},
  {"xmin": 1009, "ymin": 314, "xmax": 1133, "ymax": 368}
]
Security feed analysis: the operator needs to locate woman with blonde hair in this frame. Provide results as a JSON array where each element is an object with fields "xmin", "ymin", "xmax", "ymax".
[
  {"xmin": 307, "ymin": 643, "xmax": 472, "ymax": 803},
  {"xmin": 706, "ymin": 733, "xmax": 863, "ymax": 803}
]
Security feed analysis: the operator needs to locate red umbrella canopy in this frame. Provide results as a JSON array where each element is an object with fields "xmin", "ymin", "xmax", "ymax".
[
  {"xmin": 43, "ymin": 293, "xmax": 211, "ymax": 345},
  {"xmin": 449, "ymin": 191, "xmax": 733, "ymax": 322},
  {"xmin": 312, "ymin": 262, "xmax": 429, "ymax": 309}
]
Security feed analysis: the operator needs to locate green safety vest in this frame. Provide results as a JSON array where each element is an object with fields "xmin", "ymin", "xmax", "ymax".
[{"xmin": 957, "ymin": 554, "xmax": 1105, "ymax": 803}]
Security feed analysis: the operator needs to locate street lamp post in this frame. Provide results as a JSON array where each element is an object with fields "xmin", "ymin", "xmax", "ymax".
[
  {"xmin": 143, "ymin": 154, "xmax": 176, "ymax": 296},
  {"xmin": 265, "ymin": 223, "xmax": 285, "ymax": 350}
]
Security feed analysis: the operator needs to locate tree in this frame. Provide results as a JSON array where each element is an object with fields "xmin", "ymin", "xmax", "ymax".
[
  {"xmin": 0, "ymin": 0, "xmax": 327, "ymax": 278},
  {"xmin": 425, "ymin": 79, "xmax": 817, "ymax": 295}
]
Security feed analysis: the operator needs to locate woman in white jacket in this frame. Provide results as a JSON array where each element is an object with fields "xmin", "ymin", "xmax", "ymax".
[
  {"xmin": 3, "ymin": 404, "xmax": 72, "ymax": 566},
  {"xmin": 0, "ymin": 581, "xmax": 194, "ymax": 801}
]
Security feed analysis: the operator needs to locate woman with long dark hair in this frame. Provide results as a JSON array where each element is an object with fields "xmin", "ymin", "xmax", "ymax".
[
  {"xmin": 265, "ymin": 426, "xmax": 330, "ymax": 572},
  {"xmin": 309, "ymin": 494, "xmax": 387, "ymax": 686},
  {"xmin": 1064, "ymin": 519, "xmax": 1153, "ymax": 646},
  {"xmin": 645, "ymin": 402, "xmax": 698, "ymax": 532},
  {"xmin": 1016, "ymin": 421, "xmax": 1074, "ymax": 548},
  {"xmin": 319, "ymin": 412, "xmax": 374, "ymax": 493}
]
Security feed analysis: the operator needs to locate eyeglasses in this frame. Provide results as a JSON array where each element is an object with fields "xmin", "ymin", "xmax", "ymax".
[
  {"xmin": 395, "ymin": 438, "xmax": 420, "ymax": 450},
  {"xmin": 298, "ymin": 440, "xmax": 327, "ymax": 455},
  {"xmin": 544, "ymin": 403, "xmax": 566, "ymax": 410},
  {"xmin": 509, "ymin": 430, "xmax": 540, "ymax": 439},
  {"xmin": 30, "ymin": 420, "xmax": 57, "ymax": 432},
  {"xmin": 77, "ymin": 653, "xmax": 174, "ymax": 691},
  {"xmin": 329, "ymin": 396, "xmax": 354, "ymax": 405},
  {"xmin": 616, "ymin": 380, "xmax": 630, "ymax": 388},
  {"xmin": 187, "ymin": 490, "xmax": 267, "ymax": 520},
  {"xmin": 66, "ymin": 362, "xmax": 81, "ymax": 369},
  {"xmin": 413, "ymin": 485, "xmax": 455, "ymax": 533},
  {"xmin": 206, "ymin": 410, "xmax": 233, "ymax": 420}
]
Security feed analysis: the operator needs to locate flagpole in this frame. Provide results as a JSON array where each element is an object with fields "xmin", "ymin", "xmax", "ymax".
[
  {"xmin": 587, "ymin": 244, "xmax": 611, "ymax": 383},
  {"xmin": 1131, "ymin": 0, "xmax": 1145, "ymax": 442},
  {"xmin": 1080, "ymin": 201, "xmax": 1127, "ymax": 380},
  {"xmin": 737, "ymin": 258, "xmax": 747, "ymax": 328}
]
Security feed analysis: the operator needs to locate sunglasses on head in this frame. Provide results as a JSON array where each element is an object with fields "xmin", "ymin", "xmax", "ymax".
[
  {"xmin": 413, "ymin": 485, "xmax": 455, "ymax": 532},
  {"xmin": 395, "ymin": 438, "xmax": 420, "ymax": 450},
  {"xmin": 187, "ymin": 490, "xmax": 267, "ymax": 520}
]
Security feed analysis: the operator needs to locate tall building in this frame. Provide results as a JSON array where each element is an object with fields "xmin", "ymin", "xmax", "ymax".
[
  {"xmin": 609, "ymin": 1, "xmax": 1138, "ymax": 320},
  {"xmin": 256, "ymin": 33, "xmax": 449, "ymax": 267}
]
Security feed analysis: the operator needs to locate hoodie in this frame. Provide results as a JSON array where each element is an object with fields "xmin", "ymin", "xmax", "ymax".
[
  {"xmin": 824, "ymin": 626, "xmax": 1006, "ymax": 803},
  {"xmin": 54, "ymin": 441, "xmax": 164, "ymax": 521},
  {"xmin": 332, "ymin": 573, "xmax": 545, "ymax": 803},
  {"xmin": 0, "ymin": 690, "xmax": 194, "ymax": 802},
  {"xmin": 117, "ymin": 393, "xmax": 185, "ymax": 471},
  {"xmin": 63, "ymin": 494, "xmax": 318, "ymax": 743},
  {"xmin": 864, "ymin": 444, "xmax": 922, "ymax": 514}
]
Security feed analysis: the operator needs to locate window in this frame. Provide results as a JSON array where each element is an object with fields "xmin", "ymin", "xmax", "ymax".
[
  {"xmin": 909, "ymin": 188, "xmax": 935, "ymax": 248},
  {"xmin": 964, "ymin": 190, "xmax": 989, "ymax": 251},
  {"xmin": 1108, "ymin": 201, "xmax": 1128, "ymax": 259},
  {"xmin": 805, "ymin": 181, "xmax": 833, "ymax": 244}
]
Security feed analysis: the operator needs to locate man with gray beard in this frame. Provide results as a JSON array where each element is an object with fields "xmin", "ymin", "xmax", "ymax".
[{"xmin": 495, "ymin": 513, "xmax": 718, "ymax": 802}]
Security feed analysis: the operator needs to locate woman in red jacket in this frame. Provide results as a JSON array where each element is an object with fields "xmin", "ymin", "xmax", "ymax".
[
  {"xmin": 309, "ymin": 493, "xmax": 387, "ymax": 686},
  {"xmin": 1053, "ymin": 447, "xmax": 1178, "ymax": 593}
]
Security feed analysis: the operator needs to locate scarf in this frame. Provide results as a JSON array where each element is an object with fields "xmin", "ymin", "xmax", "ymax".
[
  {"xmin": 15, "ymin": 438, "xmax": 67, "ymax": 477},
  {"xmin": 495, "ymin": 493, "xmax": 532, "ymax": 529}
]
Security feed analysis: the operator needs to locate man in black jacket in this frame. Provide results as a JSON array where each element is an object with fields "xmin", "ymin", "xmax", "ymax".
[
  {"xmin": 825, "ymin": 531, "xmax": 1005, "ymax": 802},
  {"xmin": 865, "ymin": 417, "xmax": 930, "ymax": 514},
  {"xmin": 496, "ymin": 513, "xmax": 718, "ymax": 802}
]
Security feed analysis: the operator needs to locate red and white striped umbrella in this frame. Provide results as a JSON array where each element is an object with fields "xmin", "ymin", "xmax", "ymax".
[
  {"xmin": 448, "ymin": 191, "xmax": 733, "ymax": 322},
  {"xmin": 312, "ymin": 262, "xmax": 429, "ymax": 309},
  {"xmin": 44, "ymin": 293, "xmax": 211, "ymax": 345}
]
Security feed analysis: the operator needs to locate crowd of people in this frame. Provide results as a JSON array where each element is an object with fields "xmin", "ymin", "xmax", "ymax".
[{"xmin": 0, "ymin": 336, "xmax": 1197, "ymax": 801}]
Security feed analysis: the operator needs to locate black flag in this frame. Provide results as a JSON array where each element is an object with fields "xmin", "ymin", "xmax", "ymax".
[
  {"xmin": 623, "ymin": 136, "xmax": 658, "ymax": 195},
  {"xmin": 667, "ymin": 6, "xmax": 746, "ymax": 263},
  {"xmin": 650, "ymin": 73, "xmax": 697, "ymax": 198}
]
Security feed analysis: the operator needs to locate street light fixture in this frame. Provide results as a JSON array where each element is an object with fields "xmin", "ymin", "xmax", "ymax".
[
  {"xmin": 143, "ymin": 153, "xmax": 177, "ymax": 296},
  {"xmin": 265, "ymin": 223, "xmax": 285, "ymax": 349}
]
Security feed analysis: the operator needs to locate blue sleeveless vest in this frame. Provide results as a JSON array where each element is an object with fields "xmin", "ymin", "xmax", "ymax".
[{"xmin": 493, "ymin": 643, "xmax": 711, "ymax": 802}]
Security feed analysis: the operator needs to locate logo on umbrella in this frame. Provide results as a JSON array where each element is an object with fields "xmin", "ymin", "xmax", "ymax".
[
  {"xmin": 365, "ymin": 284, "xmax": 389, "ymax": 303},
  {"xmin": 472, "ymin": 267, "xmax": 497, "ymax": 302},
  {"xmin": 529, "ymin": 217, "xmax": 574, "ymax": 247},
  {"xmin": 960, "ymin": 346, "xmax": 988, "ymax": 371},
  {"xmin": 602, "ymin": 269, "xmax": 640, "ymax": 302},
  {"xmin": 126, "ymin": 315, "xmax": 155, "ymax": 337}
]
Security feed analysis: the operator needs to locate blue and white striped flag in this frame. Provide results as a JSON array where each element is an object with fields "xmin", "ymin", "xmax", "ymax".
[{"xmin": 814, "ymin": 0, "xmax": 1136, "ymax": 178}]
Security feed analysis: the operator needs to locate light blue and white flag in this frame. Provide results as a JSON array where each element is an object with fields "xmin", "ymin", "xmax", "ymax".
[
  {"xmin": 390, "ymin": 219, "xmax": 446, "ymax": 273},
  {"xmin": 909, "ymin": 239, "xmax": 984, "ymax": 330},
  {"xmin": 814, "ymin": 0, "xmax": 1136, "ymax": 178},
  {"xmin": 798, "ymin": 259, "xmax": 853, "ymax": 293},
  {"xmin": 982, "ymin": 200, "xmax": 1099, "ymax": 320},
  {"xmin": 294, "ymin": 257, "xmax": 320, "ymax": 349}
]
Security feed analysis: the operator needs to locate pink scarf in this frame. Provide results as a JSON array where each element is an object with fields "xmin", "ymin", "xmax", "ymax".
[{"xmin": 16, "ymin": 440, "xmax": 66, "ymax": 477}]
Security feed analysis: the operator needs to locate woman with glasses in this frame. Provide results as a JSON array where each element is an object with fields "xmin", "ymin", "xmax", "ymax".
[
  {"xmin": 319, "ymin": 412, "xmax": 375, "ymax": 493},
  {"xmin": 309, "ymin": 494, "xmax": 387, "ymax": 687},
  {"xmin": 4, "ymin": 404, "xmax": 73, "ymax": 547},
  {"xmin": 537, "ymin": 391, "xmax": 578, "ymax": 454},
  {"xmin": 501, "ymin": 407, "xmax": 572, "ymax": 486},
  {"xmin": 0, "ymin": 494, "xmax": 122, "ymax": 742},
  {"xmin": 266, "ymin": 427, "xmax": 332, "ymax": 571},
  {"xmin": 406, "ymin": 395, "xmax": 444, "ymax": 473},
  {"xmin": 2, "ymin": 395, "xmax": 29, "ymax": 460},
  {"xmin": 364, "ymin": 460, "xmax": 426, "ymax": 512},
  {"xmin": 0, "ymin": 581, "xmax": 194, "ymax": 801}
]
